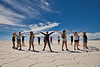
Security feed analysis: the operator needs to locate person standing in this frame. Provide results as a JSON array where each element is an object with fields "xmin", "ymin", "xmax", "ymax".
[
  {"xmin": 26, "ymin": 31, "xmax": 40, "ymax": 51},
  {"xmin": 40, "ymin": 31, "xmax": 55, "ymax": 52},
  {"xmin": 16, "ymin": 32, "xmax": 25, "ymax": 50},
  {"xmin": 12, "ymin": 32, "xmax": 16, "ymax": 49},
  {"xmin": 22, "ymin": 35, "xmax": 27, "ymax": 45},
  {"xmin": 68, "ymin": 35, "xmax": 73, "ymax": 45},
  {"xmin": 49, "ymin": 36, "xmax": 54, "ymax": 45},
  {"xmin": 35, "ymin": 36, "xmax": 41, "ymax": 45},
  {"xmin": 55, "ymin": 29, "xmax": 71, "ymax": 51},
  {"xmin": 70, "ymin": 29, "xmax": 81, "ymax": 50},
  {"xmin": 81, "ymin": 31, "xmax": 88, "ymax": 49}
]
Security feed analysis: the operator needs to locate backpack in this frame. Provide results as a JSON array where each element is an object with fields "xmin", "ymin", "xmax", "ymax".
[{"xmin": 62, "ymin": 33, "xmax": 65, "ymax": 39}]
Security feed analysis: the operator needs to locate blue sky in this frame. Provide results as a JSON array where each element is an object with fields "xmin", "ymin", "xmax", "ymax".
[{"xmin": 0, "ymin": 0, "xmax": 100, "ymax": 41}]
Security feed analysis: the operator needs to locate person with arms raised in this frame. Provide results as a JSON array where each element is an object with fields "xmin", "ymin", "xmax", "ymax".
[
  {"xmin": 26, "ymin": 31, "xmax": 40, "ymax": 51},
  {"xmin": 40, "ymin": 31, "xmax": 56, "ymax": 52},
  {"xmin": 55, "ymin": 29, "xmax": 71, "ymax": 51}
]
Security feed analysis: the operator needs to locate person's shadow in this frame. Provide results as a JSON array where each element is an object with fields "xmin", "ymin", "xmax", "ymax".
[
  {"xmin": 80, "ymin": 46, "xmax": 100, "ymax": 53},
  {"xmin": 49, "ymin": 51, "xmax": 59, "ymax": 53},
  {"xmin": 31, "ymin": 50, "xmax": 40, "ymax": 53},
  {"xmin": 69, "ymin": 51, "xmax": 81, "ymax": 53},
  {"xmin": 87, "ymin": 46, "xmax": 100, "ymax": 52}
]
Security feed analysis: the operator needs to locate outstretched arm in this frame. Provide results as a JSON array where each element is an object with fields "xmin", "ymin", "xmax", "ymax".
[
  {"xmin": 21, "ymin": 32, "xmax": 25, "ymax": 35},
  {"xmin": 55, "ymin": 30, "xmax": 62, "ymax": 34},
  {"xmin": 70, "ymin": 30, "xmax": 75, "ymax": 36},
  {"xmin": 25, "ymin": 34, "xmax": 30, "ymax": 36},
  {"xmin": 49, "ymin": 31, "xmax": 55, "ymax": 35},
  {"xmin": 34, "ymin": 32, "xmax": 40, "ymax": 35},
  {"xmin": 15, "ymin": 32, "xmax": 18, "ymax": 35},
  {"xmin": 80, "ymin": 31, "xmax": 83, "ymax": 34},
  {"xmin": 40, "ymin": 32, "xmax": 46, "ymax": 35},
  {"xmin": 77, "ymin": 31, "xmax": 81, "ymax": 35},
  {"xmin": 66, "ymin": 29, "xmax": 71, "ymax": 34}
]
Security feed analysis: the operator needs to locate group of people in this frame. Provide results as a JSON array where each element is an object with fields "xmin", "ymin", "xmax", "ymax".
[{"xmin": 12, "ymin": 29, "xmax": 88, "ymax": 52}]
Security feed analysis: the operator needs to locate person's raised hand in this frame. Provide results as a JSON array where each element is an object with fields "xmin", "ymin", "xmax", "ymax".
[{"xmin": 70, "ymin": 28, "xmax": 72, "ymax": 31}]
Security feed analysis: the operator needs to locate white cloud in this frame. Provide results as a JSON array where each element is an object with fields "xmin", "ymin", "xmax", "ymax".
[
  {"xmin": 39, "ymin": 22, "xmax": 44, "ymax": 26},
  {"xmin": 0, "ymin": 5, "xmax": 26, "ymax": 27},
  {"xmin": 87, "ymin": 32, "xmax": 100, "ymax": 39},
  {"xmin": 0, "ymin": 0, "xmax": 60, "ymax": 32},
  {"xmin": 23, "ymin": 22, "xmax": 60, "ymax": 33}
]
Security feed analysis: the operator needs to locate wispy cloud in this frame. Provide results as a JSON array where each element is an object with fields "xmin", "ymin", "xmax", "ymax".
[
  {"xmin": 0, "ymin": 0, "xmax": 60, "ymax": 32},
  {"xmin": 38, "ymin": 0, "xmax": 60, "ymax": 13},
  {"xmin": 23, "ymin": 22, "xmax": 60, "ymax": 33},
  {"xmin": 0, "ymin": 5, "xmax": 26, "ymax": 27},
  {"xmin": 41, "ymin": 0, "xmax": 49, "ymax": 6}
]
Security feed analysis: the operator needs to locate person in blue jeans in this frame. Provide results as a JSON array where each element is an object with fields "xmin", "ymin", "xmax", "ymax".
[
  {"xmin": 40, "ymin": 31, "xmax": 55, "ymax": 52},
  {"xmin": 81, "ymin": 31, "xmax": 88, "ymax": 49}
]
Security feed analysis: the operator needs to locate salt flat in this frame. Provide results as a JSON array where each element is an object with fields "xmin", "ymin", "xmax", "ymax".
[{"xmin": 0, "ymin": 41, "xmax": 100, "ymax": 67}]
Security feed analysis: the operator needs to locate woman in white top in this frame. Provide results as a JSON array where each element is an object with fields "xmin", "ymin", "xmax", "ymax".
[
  {"xmin": 55, "ymin": 29, "xmax": 71, "ymax": 51},
  {"xmin": 70, "ymin": 29, "xmax": 81, "ymax": 50},
  {"xmin": 26, "ymin": 31, "xmax": 40, "ymax": 51}
]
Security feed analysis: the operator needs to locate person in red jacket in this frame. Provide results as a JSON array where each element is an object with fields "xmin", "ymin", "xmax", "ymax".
[{"xmin": 49, "ymin": 36, "xmax": 54, "ymax": 45}]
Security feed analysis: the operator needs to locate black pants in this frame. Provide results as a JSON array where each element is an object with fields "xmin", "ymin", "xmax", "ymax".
[
  {"xmin": 43, "ymin": 40, "xmax": 52, "ymax": 50},
  {"xmin": 38, "ymin": 40, "xmax": 40, "ymax": 45}
]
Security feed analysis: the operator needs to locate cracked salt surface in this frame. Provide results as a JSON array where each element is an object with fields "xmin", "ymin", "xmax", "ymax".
[{"xmin": 0, "ymin": 41, "xmax": 100, "ymax": 67}]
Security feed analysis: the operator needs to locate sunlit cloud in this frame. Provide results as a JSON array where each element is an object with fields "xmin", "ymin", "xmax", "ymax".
[{"xmin": 23, "ymin": 22, "xmax": 60, "ymax": 33}]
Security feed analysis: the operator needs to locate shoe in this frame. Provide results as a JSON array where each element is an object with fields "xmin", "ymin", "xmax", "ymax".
[
  {"xmin": 12, "ymin": 47, "xmax": 15, "ymax": 49},
  {"xmin": 19, "ymin": 48, "xmax": 22, "ymax": 50},
  {"xmin": 62, "ymin": 49, "xmax": 64, "ymax": 51},
  {"xmin": 77, "ymin": 48, "xmax": 80, "ymax": 50},
  {"xmin": 43, "ymin": 49, "xmax": 45, "ymax": 51},
  {"xmin": 15, "ymin": 48, "xmax": 18, "ymax": 49},
  {"xmin": 33, "ymin": 49, "xmax": 34, "ymax": 51},
  {"xmin": 66, "ymin": 49, "xmax": 69, "ymax": 51},
  {"xmin": 86, "ymin": 47, "xmax": 88, "ymax": 49},
  {"xmin": 28, "ymin": 49, "xmax": 30, "ymax": 51},
  {"xmin": 74, "ymin": 48, "xmax": 76, "ymax": 50}
]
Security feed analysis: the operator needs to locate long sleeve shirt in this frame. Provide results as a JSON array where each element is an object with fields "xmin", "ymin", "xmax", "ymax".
[{"xmin": 40, "ymin": 31, "xmax": 54, "ymax": 41}]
